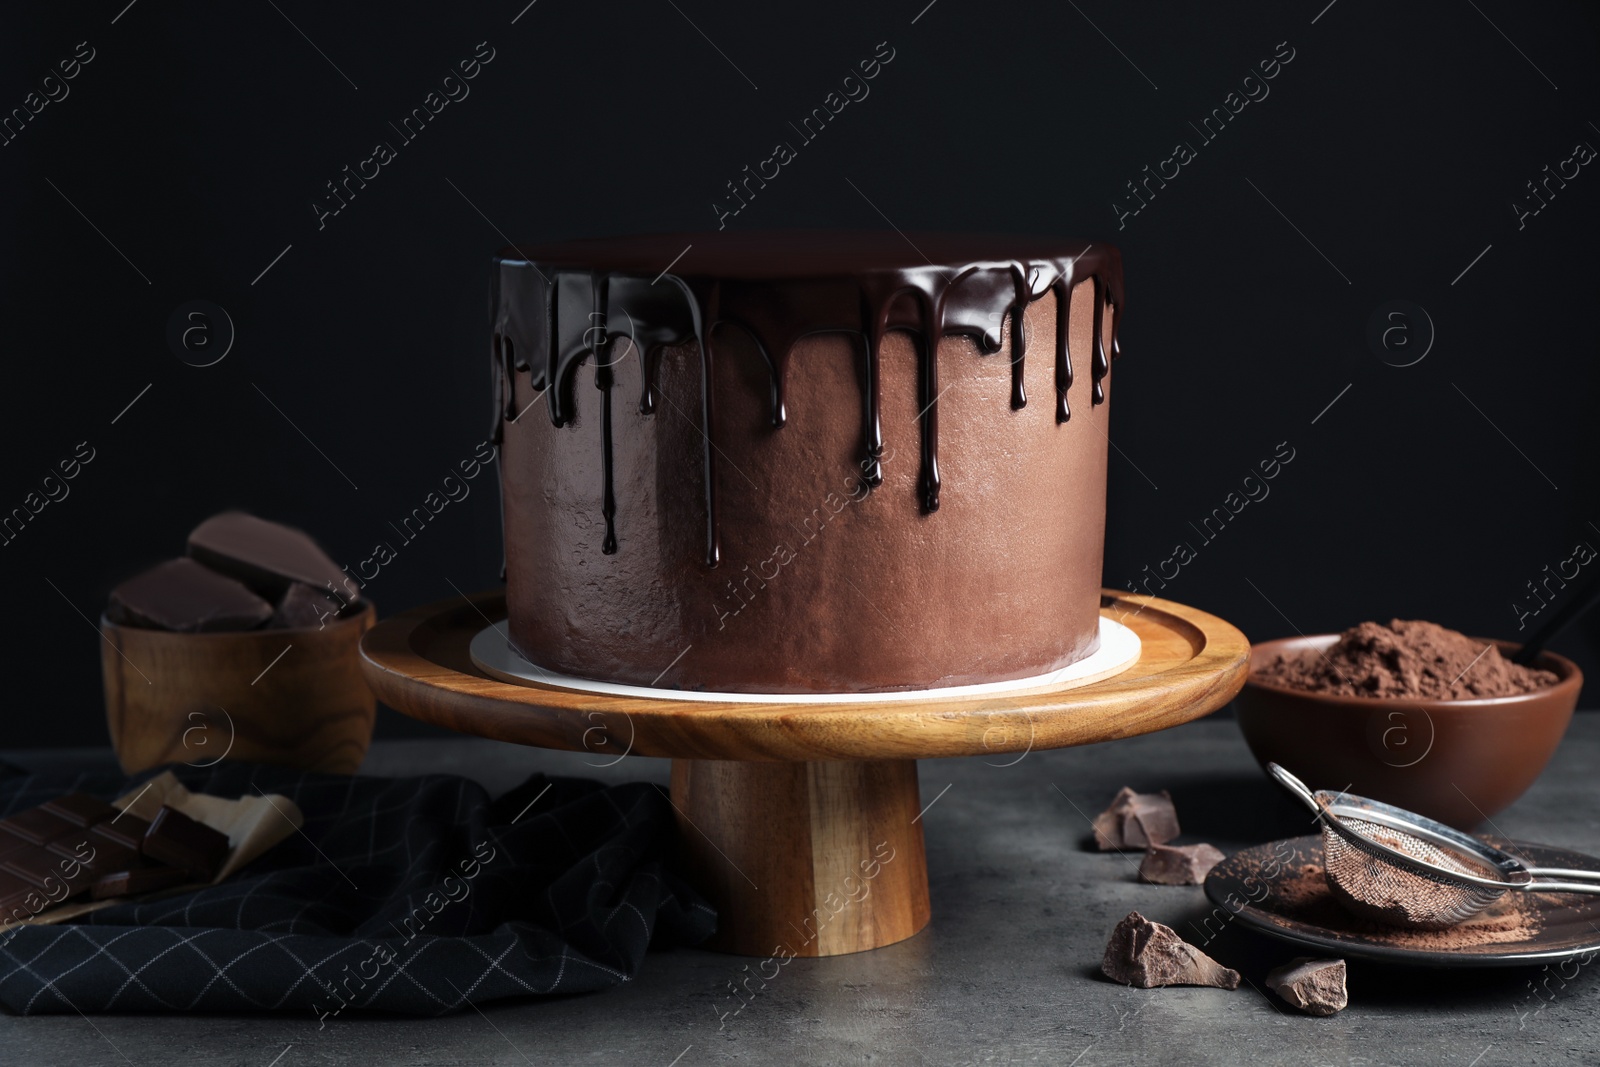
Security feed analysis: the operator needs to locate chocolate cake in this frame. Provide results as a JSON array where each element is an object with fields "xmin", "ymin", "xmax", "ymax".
[{"xmin": 490, "ymin": 232, "xmax": 1125, "ymax": 693}]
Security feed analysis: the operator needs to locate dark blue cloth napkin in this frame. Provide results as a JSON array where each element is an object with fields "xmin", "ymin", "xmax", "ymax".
[{"xmin": 0, "ymin": 761, "xmax": 714, "ymax": 1017}]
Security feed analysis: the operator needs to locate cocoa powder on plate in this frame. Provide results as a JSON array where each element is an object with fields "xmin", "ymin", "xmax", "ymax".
[
  {"xmin": 1267, "ymin": 862, "xmax": 1542, "ymax": 949},
  {"xmin": 1255, "ymin": 619, "xmax": 1558, "ymax": 699}
]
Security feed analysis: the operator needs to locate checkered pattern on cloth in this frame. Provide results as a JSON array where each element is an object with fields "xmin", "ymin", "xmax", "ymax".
[{"xmin": 0, "ymin": 760, "xmax": 715, "ymax": 1016}]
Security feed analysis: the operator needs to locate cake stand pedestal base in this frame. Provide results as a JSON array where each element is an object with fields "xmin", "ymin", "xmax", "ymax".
[{"xmin": 671, "ymin": 758, "xmax": 929, "ymax": 957}]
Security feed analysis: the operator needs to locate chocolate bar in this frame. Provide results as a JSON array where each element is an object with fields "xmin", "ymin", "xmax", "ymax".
[
  {"xmin": 143, "ymin": 806, "xmax": 230, "ymax": 881},
  {"xmin": 0, "ymin": 869, "xmax": 55, "ymax": 917},
  {"xmin": 0, "ymin": 870, "xmax": 38, "ymax": 911},
  {"xmin": 107, "ymin": 558, "xmax": 274, "ymax": 633},
  {"xmin": 0, "ymin": 794, "xmax": 207, "ymax": 923},
  {"xmin": 0, "ymin": 833, "xmax": 31, "ymax": 863},
  {"xmin": 0, "ymin": 823, "xmax": 103, "ymax": 915},
  {"xmin": 51, "ymin": 835, "xmax": 139, "ymax": 873},
  {"xmin": 2, "ymin": 842, "xmax": 96, "ymax": 897},
  {"xmin": 91, "ymin": 813, "xmax": 151, "ymax": 852},
  {"xmin": 92, "ymin": 864, "xmax": 191, "ymax": 900},
  {"xmin": 1, "ymin": 806, "xmax": 81, "ymax": 846},
  {"xmin": 42, "ymin": 793, "xmax": 121, "ymax": 828}
]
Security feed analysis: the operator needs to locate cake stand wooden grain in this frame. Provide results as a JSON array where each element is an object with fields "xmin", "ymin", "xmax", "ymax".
[{"xmin": 359, "ymin": 591, "xmax": 1248, "ymax": 957}]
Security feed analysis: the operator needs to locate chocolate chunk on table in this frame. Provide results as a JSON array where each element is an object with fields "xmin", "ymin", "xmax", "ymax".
[
  {"xmin": 1266, "ymin": 957, "xmax": 1348, "ymax": 1016},
  {"xmin": 1101, "ymin": 911, "xmax": 1241, "ymax": 989},
  {"xmin": 108, "ymin": 558, "xmax": 274, "ymax": 633},
  {"xmin": 1092, "ymin": 787, "xmax": 1181, "ymax": 851},
  {"xmin": 142, "ymin": 806, "xmax": 230, "ymax": 881},
  {"xmin": 188, "ymin": 512, "xmax": 351, "ymax": 602},
  {"xmin": 1139, "ymin": 842, "xmax": 1226, "ymax": 885}
]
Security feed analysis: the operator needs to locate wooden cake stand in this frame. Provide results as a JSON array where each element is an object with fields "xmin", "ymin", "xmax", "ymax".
[{"xmin": 359, "ymin": 591, "xmax": 1248, "ymax": 957}]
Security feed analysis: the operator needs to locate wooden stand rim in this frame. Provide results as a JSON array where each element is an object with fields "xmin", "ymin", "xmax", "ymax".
[{"xmin": 359, "ymin": 590, "xmax": 1249, "ymax": 762}]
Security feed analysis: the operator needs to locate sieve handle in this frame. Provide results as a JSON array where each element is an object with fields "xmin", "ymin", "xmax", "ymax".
[
  {"xmin": 1523, "ymin": 880, "xmax": 1600, "ymax": 894},
  {"xmin": 1266, "ymin": 763, "xmax": 1321, "ymax": 816},
  {"xmin": 1525, "ymin": 866, "xmax": 1600, "ymax": 889}
]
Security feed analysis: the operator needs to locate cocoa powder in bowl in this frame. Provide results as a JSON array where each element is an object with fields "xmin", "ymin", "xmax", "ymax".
[{"xmin": 1254, "ymin": 619, "xmax": 1557, "ymax": 700}]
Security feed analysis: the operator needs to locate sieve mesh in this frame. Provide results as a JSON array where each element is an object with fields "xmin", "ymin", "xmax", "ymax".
[{"xmin": 1320, "ymin": 815, "xmax": 1508, "ymax": 928}]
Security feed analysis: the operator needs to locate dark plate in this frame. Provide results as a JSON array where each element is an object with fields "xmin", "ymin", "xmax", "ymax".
[{"xmin": 1204, "ymin": 836, "xmax": 1600, "ymax": 967}]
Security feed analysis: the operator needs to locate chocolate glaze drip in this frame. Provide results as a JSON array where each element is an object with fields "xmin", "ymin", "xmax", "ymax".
[
  {"xmin": 687, "ymin": 277, "xmax": 720, "ymax": 566},
  {"xmin": 1090, "ymin": 275, "xmax": 1111, "ymax": 406},
  {"xmin": 1009, "ymin": 265, "xmax": 1031, "ymax": 411},
  {"xmin": 591, "ymin": 275, "xmax": 618, "ymax": 555},
  {"xmin": 490, "ymin": 232, "xmax": 1124, "ymax": 566},
  {"xmin": 857, "ymin": 323, "xmax": 883, "ymax": 488},
  {"xmin": 1051, "ymin": 278, "xmax": 1074, "ymax": 423}
]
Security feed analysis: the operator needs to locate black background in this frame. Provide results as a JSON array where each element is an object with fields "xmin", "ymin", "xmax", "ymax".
[{"xmin": 3, "ymin": 1, "xmax": 1597, "ymax": 748}]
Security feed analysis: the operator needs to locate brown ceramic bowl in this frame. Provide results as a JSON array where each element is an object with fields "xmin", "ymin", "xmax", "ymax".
[
  {"xmin": 1235, "ymin": 634, "xmax": 1582, "ymax": 830},
  {"xmin": 100, "ymin": 604, "xmax": 377, "ymax": 775}
]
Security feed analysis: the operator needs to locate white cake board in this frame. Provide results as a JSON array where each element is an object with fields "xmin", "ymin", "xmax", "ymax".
[{"xmin": 468, "ymin": 616, "xmax": 1141, "ymax": 704}]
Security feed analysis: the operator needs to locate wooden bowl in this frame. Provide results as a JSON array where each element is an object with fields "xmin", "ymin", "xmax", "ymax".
[
  {"xmin": 100, "ymin": 604, "xmax": 377, "ymax": 775},
  {"xmin": 1235, "ymin": 635, "xmax": 1582, "ymax": 830}
]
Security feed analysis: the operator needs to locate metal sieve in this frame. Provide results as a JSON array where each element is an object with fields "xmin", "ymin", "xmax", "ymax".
[{"xmin": 1267, "ymin": 763, "xmax": 1600, "ymax": 929}]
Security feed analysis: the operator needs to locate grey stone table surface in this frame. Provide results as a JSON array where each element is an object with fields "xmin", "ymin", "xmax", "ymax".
[{"xmin": 4, "ymin": 713, "xmax": 1600, "ymax": 1067}]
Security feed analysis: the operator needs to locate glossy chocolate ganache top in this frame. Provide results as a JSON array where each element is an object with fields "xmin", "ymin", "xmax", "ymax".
[{"xmin": 489, "ymin": 231, "xmax": 1125, "ymax": 567}]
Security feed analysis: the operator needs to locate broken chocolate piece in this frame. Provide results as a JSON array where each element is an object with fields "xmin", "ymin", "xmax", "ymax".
[
  {"xmin": 188, "ymin": 512, "xmax": 351, "ymax": 602},
  {"xmin": 1101, "ymin": 911, "xmax": 1241, "ymax": 989},
  {"xmin": 1266, "ymin": 957, "xmax": 1348, "ymax": 1016},
  {"xmin": 142, "ymin": 806, "xmax": 230, "ymax": 881},
  {"xmin": 108, "ymin": 558, "xmax": 273, "ymax": 633},
  {"xmin": 1093, "ymin": 787, "xmax": 1181, "ymax": 851},
  {"xmin": 92, "ymin": 863, "xmax": 190, "ymax": 900},
  {"xmin": 41, "ymin": 792, "xmax": 119, "ymax": 829},
  {"xmin": 272, "ymin": 581, "xmax": 345, "ymax": 629},
  {"xmin": 1139, "ymin": 842, "xmax": 1227, "ymax": 886}
]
